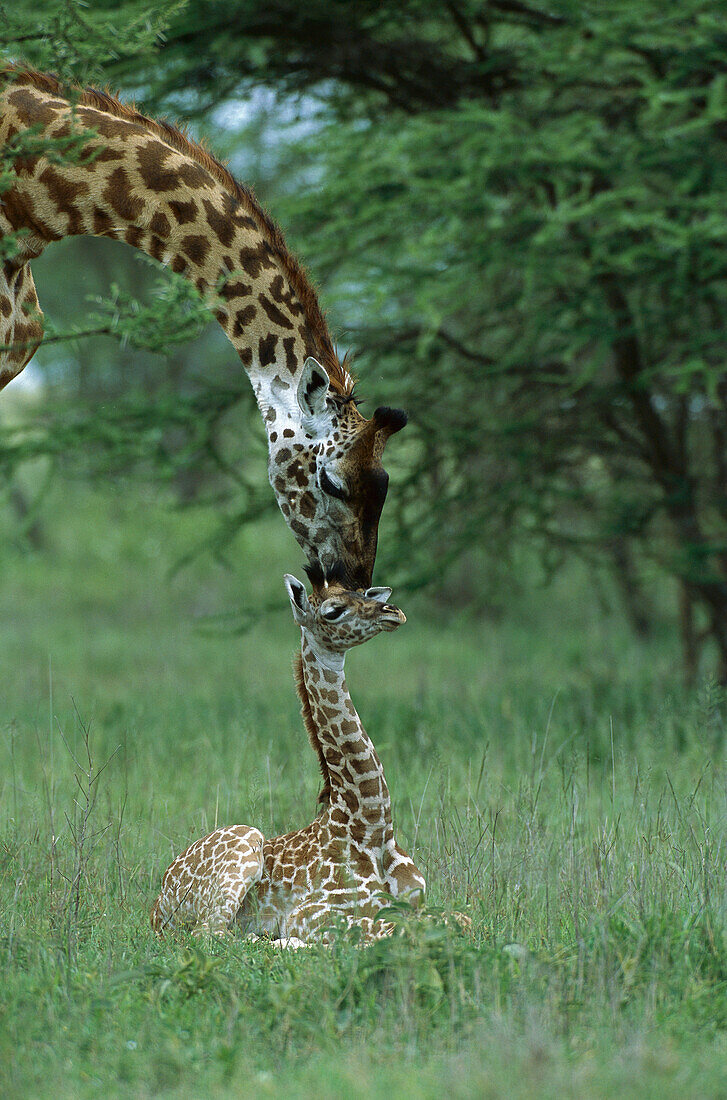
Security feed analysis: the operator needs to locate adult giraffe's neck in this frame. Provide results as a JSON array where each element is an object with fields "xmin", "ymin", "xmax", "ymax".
[
  {"xmin": 298, "ymin": 632, "xmax": 392, "ymax": 839},
  {"xmin": 0, "ymin": 69, "xmax": 345, "ymax": 411}
]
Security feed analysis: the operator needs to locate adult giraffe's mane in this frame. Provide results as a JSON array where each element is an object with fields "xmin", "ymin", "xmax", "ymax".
[
  {"xmin": 2, "ymin": 63, "xmax": 353, "ymax": 395},
  {"xmin": 293, "ymin": 651, "xmax": 332, "ymax": 811}
]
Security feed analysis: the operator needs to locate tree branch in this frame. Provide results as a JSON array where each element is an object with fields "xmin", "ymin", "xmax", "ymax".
[
  {"xmin": 597, "ymin": 274, "xmax": 677, "ymax": 478},
  {"xmin": 444, "ymin": 1, "xmax": 487, "ymax": 62}
]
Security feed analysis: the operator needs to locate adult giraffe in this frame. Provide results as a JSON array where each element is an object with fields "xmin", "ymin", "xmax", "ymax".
[{"xmin": 0, "ymin": 65, "xmax": 406, "ymax": 588}]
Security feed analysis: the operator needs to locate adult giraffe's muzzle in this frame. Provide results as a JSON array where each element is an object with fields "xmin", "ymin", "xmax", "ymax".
[{"xmin": 337, "ymin": 405, "xmax": 408, "ymax": 590}]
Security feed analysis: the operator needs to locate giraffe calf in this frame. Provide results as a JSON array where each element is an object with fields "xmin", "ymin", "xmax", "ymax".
[{"xmin": 151, "ymin": 572, "xmax": 427, "ymax": 944}]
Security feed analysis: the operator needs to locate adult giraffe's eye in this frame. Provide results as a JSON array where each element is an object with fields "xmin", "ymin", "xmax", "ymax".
[
  {"xmin": 322, "ymin": 605, "xmax": 346, "ymax": 621},
  {"xmin": 319, "ymin": 467, "xmax": 349, "ymax": 502}
]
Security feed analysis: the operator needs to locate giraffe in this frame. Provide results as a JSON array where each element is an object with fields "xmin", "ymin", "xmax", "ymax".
[
  {"xmin": 0, "ymin": 65, "xmax": 407, "ymax": 588},
  {"xmin": 150, "ymin": 569, "xmax": 425, "ymax": 942}
]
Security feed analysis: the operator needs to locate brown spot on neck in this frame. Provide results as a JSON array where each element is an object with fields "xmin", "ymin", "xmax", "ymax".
[{"xmin": 3, "ymin": 63, "xmax": 355, "ymax": 395}]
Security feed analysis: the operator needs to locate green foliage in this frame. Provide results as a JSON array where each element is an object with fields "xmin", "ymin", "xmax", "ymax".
[
  {"xmin": 0, "ymin": 0, "xmax": 184, "ymax": 85},
  {"xmin": 172, "ymin": 0, "xmax": 726, "ymax": 678},
  {"xmin": 264, "ymin": 4, "xmax": 727, "ymax": 644},
  {"xmin": 149, "ymin": 947, "xmax": 235, "ymax": 1003},
  {"xmin": 4, "ymin": 2, "xmax": 727, "ymax": 679},
  {"xmin": 345, "ymin": 908, "xmax": 484, "ymax": 1014},
  {"xmin": 83, "ymin": 265, "xmax": 215, "ymax": 355}
]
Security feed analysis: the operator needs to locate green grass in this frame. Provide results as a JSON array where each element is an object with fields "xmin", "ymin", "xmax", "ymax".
[{"xmin": 1, "ymin": 476, "xmax": 727, "ymax": 1098}]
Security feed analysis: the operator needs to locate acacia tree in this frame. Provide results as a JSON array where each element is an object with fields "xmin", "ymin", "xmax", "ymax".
[
  {"xmin": 108, "ymin": 0, "xmax": 727, "ymax": 682},
  {"xmin": 5, "ymin": 0, "xmax": 727, "ymax": 681}
]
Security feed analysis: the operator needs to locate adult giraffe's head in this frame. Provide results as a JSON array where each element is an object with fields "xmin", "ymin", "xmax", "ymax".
[
  {"xmin": 0, "ymin": 66, "xmax": 407, "ymax": 588},
  {"xmin": 261, "ymin": 356, "xmax": 407, "ymax": 590}
]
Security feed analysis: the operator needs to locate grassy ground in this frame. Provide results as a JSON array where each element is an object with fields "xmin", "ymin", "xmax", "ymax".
[{"xmin": 1, "ymin": 476, "xmax": 726, "ymax": 1098}]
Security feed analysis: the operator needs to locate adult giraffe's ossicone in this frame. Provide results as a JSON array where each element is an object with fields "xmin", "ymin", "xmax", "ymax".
[{"xmin": 0, "ymin": 64, "xmax": 406, "ymax": 588}]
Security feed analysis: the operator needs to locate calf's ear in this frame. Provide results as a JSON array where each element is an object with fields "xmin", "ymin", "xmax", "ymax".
[
  {"xmin": 284, "ymin": 574, "xmax": 311, "ymax": 623},
  {"xmin": 364, "ymin": 587, "xmax": 393, "ymax": 604}
]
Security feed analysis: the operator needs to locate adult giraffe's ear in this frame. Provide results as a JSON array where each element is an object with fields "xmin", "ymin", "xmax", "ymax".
[
  {"xmin": 297, "ymin": 357, "xmax": 330, "ymax": 420},
  {"xmin": 364, "ymin": 587, "xmax": 393, "ymax": 604},
  {"xmin": 284, "ymin": 573, "xmax": 311, "ymax": 624}
]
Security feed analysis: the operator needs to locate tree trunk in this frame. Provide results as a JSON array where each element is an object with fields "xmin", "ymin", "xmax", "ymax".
[
  {"xmin": 610, "ymin": 538, "xmax": 653, "ymax": 638},
  {"xmin": 678, "ymin": 582, "xmax": 699, "ymax": 689},
  {"xmin": 9, "ymin": 483, "xmax": 44, "ymax": 550}
]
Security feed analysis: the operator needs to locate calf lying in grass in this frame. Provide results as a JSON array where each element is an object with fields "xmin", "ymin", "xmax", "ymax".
[{"xmin": 151, "ymin": 571, "xmax": 425, "ymax": 944}]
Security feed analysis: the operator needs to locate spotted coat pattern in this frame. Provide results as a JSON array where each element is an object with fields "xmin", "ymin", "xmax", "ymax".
[
  {"xmin": 0, "ymin": 67, "xmax": 406, "ymax": 587},
  {"xmin": 150, "ymin": 825, "xmax": 264, "ymax": 935},
  {"xmin": 150, "ymin": 578, "xmax": 425, "ymax": 943}
]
